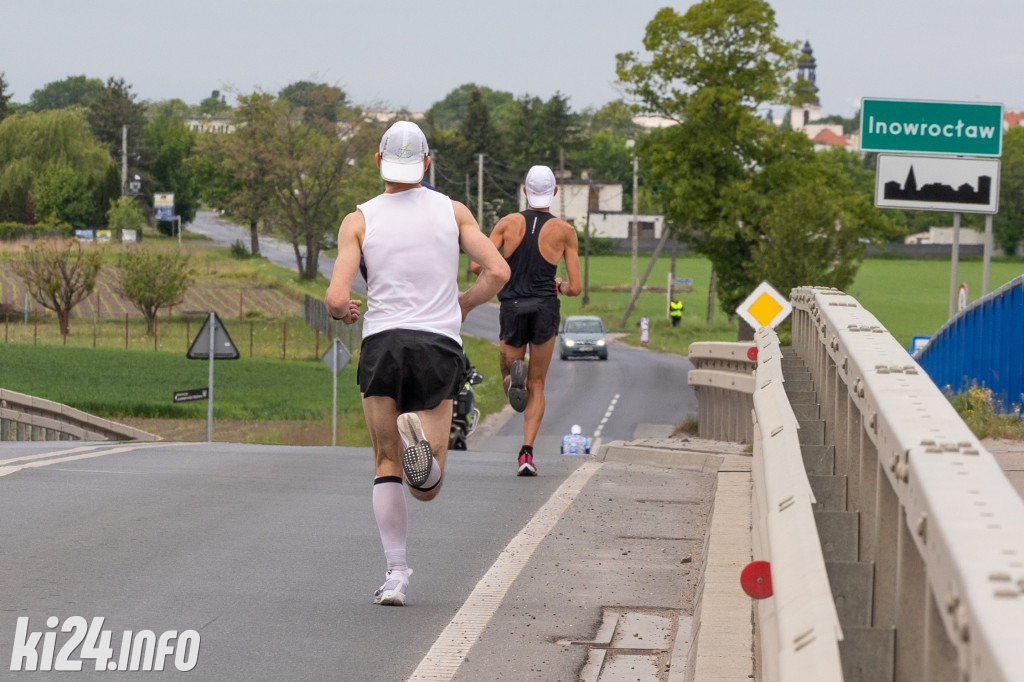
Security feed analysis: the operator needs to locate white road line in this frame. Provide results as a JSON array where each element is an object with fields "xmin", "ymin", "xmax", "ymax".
[
  {"xmin": 592, "ymin": 393, "xmax": 620, "ymax": 440},
  {"xmin": 0, "ymin": 442, "xmax": 184, "ymax": 478},
  {"xmin": 0, "ymin": 444, "xmax": 111, "ymax": 467},
  {"xmin": 408, "ymin": 460, "xmax": 603, "ymax": 681}
]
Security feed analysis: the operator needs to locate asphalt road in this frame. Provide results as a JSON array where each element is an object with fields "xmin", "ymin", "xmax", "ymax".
[{"xmin": 0, "ymin": 211, "xmax": 709, "ymax": 680}]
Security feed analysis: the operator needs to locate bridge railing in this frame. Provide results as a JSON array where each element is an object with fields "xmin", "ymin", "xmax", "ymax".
[
  {"xmin": 750, "ymin": 328, "xmax": 845, "ymax": 681},
  {"xmin": 0, "ymin": 388, "xmax": 158, "ymax": 442},
  {"xmin": 687, "ymin": 341, "xmax": 756, "ymax": 443},
  {"xmin": 791, "ymin": 285, "xmax": 1024, "ymax": 681}
]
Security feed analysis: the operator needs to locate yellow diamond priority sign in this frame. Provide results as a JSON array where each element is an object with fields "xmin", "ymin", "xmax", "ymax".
[{"xmin": 736, "ymin": 281, "xmax": 792, "ymax": 330}]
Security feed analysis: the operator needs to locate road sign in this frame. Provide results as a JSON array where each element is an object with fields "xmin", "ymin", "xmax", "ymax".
[
  {"xmin": 321, "ymin": 337, "xmax": 351, "ymax": 377},
  {"xmin": 187, "ymin": 312, "xmax": 240, "ymax": 359},
  {"xmin": 958, "ymin": 283, "xmax": 969, "ymax": 313},
  {"xmin": 154, "ymin": 193, "xmax": 175, "ymax": 221},
  {"xmin": 173, "ymin": 387, "xmax": 208, "ymax": 403},
  {"xmin": 322, "ymin": 337, "xmax": 352, "ymax": 447},
  {"xmin": 860, "ymin": 98, "xmax": 1003, "ymax": 157},
  {"xmin": 874, "ymin": 154, "xmax": 1000, "ymax": 214},
  {"xmin": 736, "ymin": 281, "xmax": 792, "ymax": 331}
]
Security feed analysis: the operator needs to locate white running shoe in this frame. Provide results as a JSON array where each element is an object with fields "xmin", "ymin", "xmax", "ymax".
[
  {"xmin": 373, "ymin": 568, "xmax": 412, "ymax": 606},
  {"xmin": 398, "ymin": 413, "xmax": 433, "ymax": 488}
]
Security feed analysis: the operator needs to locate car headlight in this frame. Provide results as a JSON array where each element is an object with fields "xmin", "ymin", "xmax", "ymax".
[
  {"xmin": 596, "ymin": 339, "xmax": 606, "ymax": 346},
  {"xmin": 564, "ymin": 338, "xmax": 575, "ymax": 347}
]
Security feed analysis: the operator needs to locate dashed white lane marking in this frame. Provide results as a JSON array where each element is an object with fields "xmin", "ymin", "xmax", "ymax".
[
  {"xmin": 592, "ymin": 393, "xmax": 620, "ymax": 440},
  {"xmin": 408, "ymin": 460, "xmax": 603, "ymax": 681},
  {"xmin": 0, "ymin": 442, "xmax": 184, "ymax": 478}
]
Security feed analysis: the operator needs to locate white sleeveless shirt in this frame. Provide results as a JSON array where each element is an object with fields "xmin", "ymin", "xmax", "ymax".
[{"xmin": 358, "ymin": 187, "xmax": 463, "ymax": 344}]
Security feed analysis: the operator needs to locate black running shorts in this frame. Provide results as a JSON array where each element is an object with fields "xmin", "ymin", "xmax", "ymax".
[
  {"xmin": 499, "ymin": 297, "xmax": 561, "ymax": 348},
  {"xmin": 358, "ymin": 329, "xmax": 466, "ymax": 412}
]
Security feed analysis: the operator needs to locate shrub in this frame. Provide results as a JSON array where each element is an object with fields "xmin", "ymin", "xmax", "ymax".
[{"xmin": 230, "ymin": 239, "xmax": 252, "ymax": 259}]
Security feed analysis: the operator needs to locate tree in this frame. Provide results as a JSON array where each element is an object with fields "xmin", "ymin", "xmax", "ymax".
[
  {"xmin": 995, "ymin": 127, "xmax": 1024, "ymax": 255},
  {"xmin": 33, "ymin": 163, "xmax": 95, "ymax": 227},
  {"xmin": 0, "ymin": 108, "xmax": 115, "ymax": 224},
  {"xmin": 197, "ymin": 92, "xmax": 288, "ymax": 256},
  {"xmin": 86, "ymin": 78, "xmax": 148, "ymax": 171},
  {"xmin": 107, "ymin": 196, "xmax": 145, "ymax": 232},
  {"xmin": 198, "ymin": 90, "xmax": 231, "ymax": 116},
  {"xmin": 616, "ymin": 1, "xmax": 893, "ymax": 327},
  {"xmin": 116, "ymin": 248, "xmax": 193, "ymax": 335},
  {"xmin": 0, "ymin": 72, "xmax": 13, "ymax": 122},
  {"xmin": 279, "ymin": 81, "xmax": 347, "ymax": 127},
  {"xmin": 15, "ymin": 239, "xmax": 103, "ymax": 335},
  {"xmin": 28, "ymin": 75, "xmax": 104, "ymax": 112},
  {"xmin": 425, "ymin": 83, "xmax": 517, "ymax": 131},
  {"xmin": 145, "ymin": 113, "xmax": 201, "ymax": 226},
  {"xmin": 265, "ymin": 104, "xmax": 377, "ymax": 279}
]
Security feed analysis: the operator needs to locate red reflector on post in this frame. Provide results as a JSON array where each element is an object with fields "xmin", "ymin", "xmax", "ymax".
[
  {"xmin": 747, "ymin": 346, "xmax": 758, "ymax": 362},
  {"xmin": 740, "ymin": 560, "xmax": 773, "ymax": 599}
]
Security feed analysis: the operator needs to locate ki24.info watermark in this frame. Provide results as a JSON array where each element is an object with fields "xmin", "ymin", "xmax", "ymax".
[{"xmin": 10, "ymin": 616, "xmax": 200, "ymax": 672}]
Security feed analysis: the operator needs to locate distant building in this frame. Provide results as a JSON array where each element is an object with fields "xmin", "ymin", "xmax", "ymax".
[
  {"xmin": 184, "ymin": 116, "xmax": 235, "ymax": 134},
  {"xmin": 904, "ymin": 226, "xmax": 987, "ymax": 246},
  {"xmin": 517, "ymin": 171, "xmax": 667, "ymax": 242},
  {"xmin": 1004, "ymin": 110, "xmax": 1024, "ymax": 130}
]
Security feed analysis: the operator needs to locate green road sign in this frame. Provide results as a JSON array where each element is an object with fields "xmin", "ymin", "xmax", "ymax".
[{"xmin": 860, "ymin": 98, "xmax": 1003, "ymax": 156}]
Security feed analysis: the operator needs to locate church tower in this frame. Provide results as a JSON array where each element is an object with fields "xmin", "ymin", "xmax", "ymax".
[{"xmin": 790, "ymin": 41, "xmax": 822, "ymax": 130}]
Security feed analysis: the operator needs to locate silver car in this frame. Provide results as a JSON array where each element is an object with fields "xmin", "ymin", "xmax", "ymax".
[{"xmin": 558, "ymin": 315, "xmax": 608, "ymax": 360}]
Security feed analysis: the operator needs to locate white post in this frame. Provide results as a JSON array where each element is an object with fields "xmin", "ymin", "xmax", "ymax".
[
  {"xmin": 983, "ymin": 213, "xmax": 993, "ymax": 295},
  {"xmin": 948, "ymin": 212, "xmax": 961, "ymax": 319},
  {"xmin": 631, "ymin": 154, "xmax": 639, "ymax": 297},
  {"xmin": 207, "ymin": 312, "xmax": 215, "ymax": 443},
  {"xmin": 331, "ymin": 339, "xmax": 339, "ymax": 447}
]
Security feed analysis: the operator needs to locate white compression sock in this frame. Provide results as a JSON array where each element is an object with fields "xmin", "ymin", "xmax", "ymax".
[
  {"xmin": 372, "ymin": 477, "xmax": 407, "ymax": 572},
  {"xmin": 419, "ymin": 458, "xmax": 442, "ymax": 490}
]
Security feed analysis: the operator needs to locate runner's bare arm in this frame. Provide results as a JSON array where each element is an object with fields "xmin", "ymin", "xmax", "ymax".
[
  {"xmin": 324, "ymin": 211, "xmax": 365, "ymax": 324},
  {"xmin": 469, "ymin": 213, "xmax": 511, "ymax": 276},
  {"xmin": 454, "ymin": 201, "xmax": 510, "ymax": 320},
  {"xmin": 556, "ymin": 220, "xmax": 582, "ymax": 296}
]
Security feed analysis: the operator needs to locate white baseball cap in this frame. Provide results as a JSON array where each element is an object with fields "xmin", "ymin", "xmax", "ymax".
[
  {"xmin": 379, "ymin": 121, "xmax": 429, "ymax": 183},
  {"xmin": 525, "ymin": 165, "xmax": 556, "ymax": 208},
  {"xmin": 571, "ymin": 424, "xmax": 582, "ymax": 435}
]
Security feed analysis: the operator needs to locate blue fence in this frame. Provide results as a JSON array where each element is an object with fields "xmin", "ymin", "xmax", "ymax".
[{"xmin": 915, "ymin": 275, "xmax": 1024, "ymax": 410}]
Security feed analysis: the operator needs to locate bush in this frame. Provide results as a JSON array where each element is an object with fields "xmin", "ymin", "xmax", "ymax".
[
  {"xmin": 578, "ymin": 228, "xmax": 615, "ymax": 256},
  {"xmin": 945, "ymin": 381, "xmax": 1024, "ymax": 440},
  {"xmin": 0, "ymin": 222, "xmax": 70, "ymax": 241},
  {"xmin": 230, "ymin": 239, "xmax": 252, "ymax": 259}
]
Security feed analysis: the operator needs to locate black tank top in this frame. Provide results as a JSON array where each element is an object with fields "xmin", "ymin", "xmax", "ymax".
[{"xmin": 498, "ymin": 210, "xmax": 558, "ymax": 301}]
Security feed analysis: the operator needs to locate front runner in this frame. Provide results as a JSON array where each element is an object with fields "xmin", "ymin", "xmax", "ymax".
[{"xmin": 325, "ymin": 120, "xmax": 509, "ymax": 605}]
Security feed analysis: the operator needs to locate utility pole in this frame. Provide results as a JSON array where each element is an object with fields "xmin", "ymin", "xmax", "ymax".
[
  {"xmin": 121, "ymin": 124, "xmax": 128, "ymax": 195},
  {"xmin": 559, "ymin": 148, "xmax": 566, "ymax": 220},
  {"xmin": 477, "ymin": 153, "xmax": 485, "ymax": 232},
  {"xmin": 429, "ymin": 151, "xmax": 436, "ymax": 188},
  {"xmin": 628, "ymin": 141, "xmax": 639, "ymax": 298}
]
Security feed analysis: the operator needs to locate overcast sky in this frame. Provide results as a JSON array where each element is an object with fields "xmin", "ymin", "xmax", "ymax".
[{"xmin": 3, "ymin": 0, "xmax": 1022, "ymax": 118}]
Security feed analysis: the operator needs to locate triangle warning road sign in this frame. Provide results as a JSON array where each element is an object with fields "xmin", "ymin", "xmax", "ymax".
[{"xmin": 187, "ymin": 312, "xmax": 240, "ymax": 359}]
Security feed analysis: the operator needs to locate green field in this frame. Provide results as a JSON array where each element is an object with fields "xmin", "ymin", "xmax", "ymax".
[{"xmin": 4, "ymin": 238, "xmax": 1023, "ymax": 442}]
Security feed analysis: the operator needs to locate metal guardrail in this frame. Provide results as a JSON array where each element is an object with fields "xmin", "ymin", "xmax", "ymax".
[
  {"xmin": 0, "ymin": 388, "xmax": 159, "ymax": 442},
  {"xmin": 791, "ymin": 285, "xmax": 1024, "ymax": 682},
  {"xmin": 750, "ymin": 328, "xmax": 844, "ymax": 681}
]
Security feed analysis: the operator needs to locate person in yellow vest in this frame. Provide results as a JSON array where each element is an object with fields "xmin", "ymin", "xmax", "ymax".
[{"xmin": 669, "ymin": 297, "xmax": 684, "ymax": 327}]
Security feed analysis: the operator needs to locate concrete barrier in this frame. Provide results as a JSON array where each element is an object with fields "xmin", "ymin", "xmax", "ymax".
[
  {"xmin": 0, "ymin": 388, "xmax": 159, "ymax": 442},
  {"xmin": 791, "ymin": 286, "xmax": 1024, "ymax": 682}
]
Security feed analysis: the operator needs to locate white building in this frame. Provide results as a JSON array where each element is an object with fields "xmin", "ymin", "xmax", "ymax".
[
  {"xmin": 904, "ymin": 226, "xmax": 987, "ymax": 246},
  {"xmin": 517, "ymin": 171, "xmax": 667, "ymax": 242}
]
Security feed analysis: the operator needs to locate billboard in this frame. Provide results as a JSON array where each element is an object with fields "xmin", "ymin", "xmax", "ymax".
[{"xmin": 154, "ymin": 193, "xmax": 175, "ymax": 221}]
